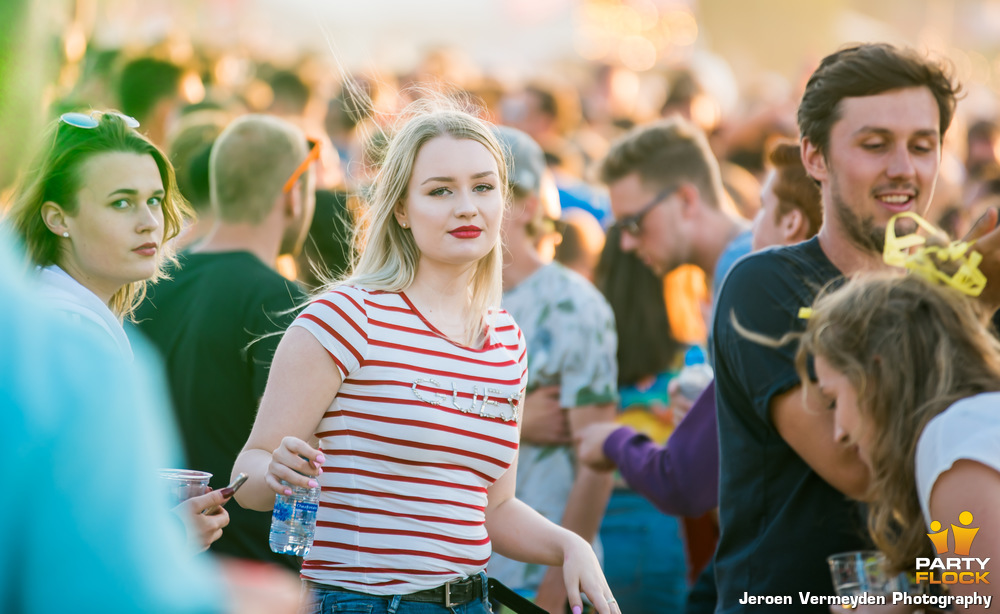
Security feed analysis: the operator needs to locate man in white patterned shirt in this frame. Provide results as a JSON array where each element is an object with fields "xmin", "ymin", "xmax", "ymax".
[{"xmin": 487, "ymin": 126, "xmax": 619, "ymax": 613}]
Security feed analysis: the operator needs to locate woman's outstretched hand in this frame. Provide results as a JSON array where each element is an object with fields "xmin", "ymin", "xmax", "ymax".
[{"xmin": 560, "ymin": 534, "xmax": 622, "ymax": 614}]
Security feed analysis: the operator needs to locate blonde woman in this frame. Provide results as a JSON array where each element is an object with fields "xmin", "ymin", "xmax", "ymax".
[{"xmin": 233, "ymin": 105, "xmax": 619, "ymax": 614}]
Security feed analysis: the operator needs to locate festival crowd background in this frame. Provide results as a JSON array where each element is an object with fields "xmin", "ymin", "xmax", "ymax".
[{"xmin": 4, "ymin": 0, "xmax": 1000, "ymax": 613}]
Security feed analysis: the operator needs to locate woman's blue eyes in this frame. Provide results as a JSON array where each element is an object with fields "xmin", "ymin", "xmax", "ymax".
[
  {"xmin": 110, "ymin": 196, "xmax": 163, "ymax": 209},
  {"xmin": 428, "ymin": 184, "xmax": 495, "ymax": 196}
]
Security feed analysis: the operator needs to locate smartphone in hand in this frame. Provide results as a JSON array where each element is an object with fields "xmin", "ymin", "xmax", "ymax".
[{"xmin": 202, "ymin": 473, "xmax": 248, "ymax": 515}]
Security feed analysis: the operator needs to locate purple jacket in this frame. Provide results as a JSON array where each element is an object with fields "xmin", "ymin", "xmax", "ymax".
[{"xmin": 602, "ymin": 380, "xmax": 718, "ymax": 517}]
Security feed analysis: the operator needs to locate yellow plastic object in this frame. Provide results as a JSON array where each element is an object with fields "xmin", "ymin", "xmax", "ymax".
[
  {"xmin": 616, "ymin": 408, "xmax": 673, "ymax": 444},
  {"xmin": 798, "ymin": 212, "xmax": 985, "ymax": 319},
  {"xmin": 883, "ymin": 212, "xmax": 986, "ymax": 297}
]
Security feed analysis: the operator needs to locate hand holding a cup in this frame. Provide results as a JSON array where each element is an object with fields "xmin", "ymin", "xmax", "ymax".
[
  {"xmin": 160, "ymin": 469, "xmax": 232, "ymax": 553},
  {"xmin": 173, "ymin": 489, "xmax": 232, "ymax": 553},
  {"xmin": 827, "ymin": 551, "xmax": 920, "ymax": 613}
]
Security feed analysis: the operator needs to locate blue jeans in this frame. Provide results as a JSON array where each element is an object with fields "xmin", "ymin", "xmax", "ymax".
[
  {"xmin": 599, "ymin": 489, "xmax": 689, "ymax": 613},
  {"xmin": 301, "ymin": 575, "xmax": 492, "ymax": 614}
]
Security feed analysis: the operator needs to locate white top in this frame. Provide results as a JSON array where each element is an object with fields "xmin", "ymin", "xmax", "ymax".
[
  {"xmin": 488, "ymin": 262, "xmax": 618, "ymax": 591},
  {"xmin": 915, "ymin": 391, "xmax": 1000, "ymax": 526},
  {"xmin": 35, "ymin": 265, "xmax": 133, "ymax": 360},
  {"xmin": 290, "ymin": 285, "xmax": 526, "ymax": 595}
]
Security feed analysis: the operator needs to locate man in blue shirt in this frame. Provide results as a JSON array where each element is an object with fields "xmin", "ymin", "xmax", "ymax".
[{"xmin": 712, "ymin": 44, "xmax": 960, "ymax": 612}]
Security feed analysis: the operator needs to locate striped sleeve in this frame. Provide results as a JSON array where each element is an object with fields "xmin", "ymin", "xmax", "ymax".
[
  {"xmin": 507, "ymin": 312, "xmax": 529, "ymax": 419},
  {"xmin": 518, "ymin": 326, "xmax": 528, "ymax": 393},
  {"xmin": 290, "ymin": 286, "xmax": 369, "ymax": 378}
]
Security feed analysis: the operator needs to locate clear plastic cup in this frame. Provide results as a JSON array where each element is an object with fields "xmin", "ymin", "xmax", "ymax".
[
  {"xmin": 827, "ymin": 550, "xmax": 904, "ymax": 598},
  {"xmin": 159, "ymin": 469, "xmax": 212, "ymax": 507}
]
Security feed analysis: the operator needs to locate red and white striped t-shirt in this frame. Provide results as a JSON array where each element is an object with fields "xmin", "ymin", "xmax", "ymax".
[{"xmin": 289, "ymin": 285, "xmax": 526, "ymax": 594}]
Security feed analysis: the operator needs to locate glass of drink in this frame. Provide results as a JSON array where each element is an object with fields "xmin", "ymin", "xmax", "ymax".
[
  {"xmin": 827, "ymin": 550, "xmax": 905, "ymax": 600},
  {"xmin": 159, "ymin": 469, "xmax": 212, "ymax": 507}
]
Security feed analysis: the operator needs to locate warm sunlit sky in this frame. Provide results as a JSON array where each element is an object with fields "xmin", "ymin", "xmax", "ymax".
[
  {"xmin": 75, "ymin": 0, "xmax": 1000, "ymax": 80},
  {"xmin": 26, "ymin": 0, "xmax": 1000, "ymax": 131}
]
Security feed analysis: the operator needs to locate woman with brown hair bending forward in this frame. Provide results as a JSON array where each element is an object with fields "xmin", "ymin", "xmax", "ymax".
[
  {"xmin": 233, "ymin": 102, "xmax": 619, "ymax": 614},
  {"xmin": 801, "ymin": 273, "xmax": 1000, "ymax": 610}
]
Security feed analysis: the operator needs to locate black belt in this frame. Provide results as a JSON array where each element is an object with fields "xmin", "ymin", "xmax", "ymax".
[
  {"xmin": 404, "ymin": 575, "xmax": 483, "ymax": 606},
  {"xmin": 308, "ymin": 575, "xmax": 484, "ymax": 607}
]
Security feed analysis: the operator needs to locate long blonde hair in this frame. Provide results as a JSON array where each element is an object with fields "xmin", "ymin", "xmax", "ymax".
[
  {"xmin": 326, "ymin": 101, "xmax": 509, "ymax": 345},
  {"xmin": 797, "ymin": 273, "xmax": 1000, "ymax": 572}
]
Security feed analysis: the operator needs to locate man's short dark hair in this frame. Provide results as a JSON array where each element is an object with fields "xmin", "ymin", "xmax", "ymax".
[
  {"xmin": 599, "ymin": 116, "xmax": 724, "ymax": 208},
  {"xmin": 269, "ymin": 70, "xmax": 310, "ymax": 115},
  {"xmin": 118, "ymin": 57, "xmax": 182, "ymax": 124},
  {"xmin": 798, "ymin": 43, "xmax": 960, "ymax": 156},
  {"xmin": 326, "ymin": 85, "xmax": 374, "ymax": 133}
]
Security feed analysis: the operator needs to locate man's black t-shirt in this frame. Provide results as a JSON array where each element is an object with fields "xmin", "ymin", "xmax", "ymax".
[
  {"xmin": 712, "ymin": 237, "xmax": 869, "ymax": 612},
  {"xmin": 134, "ymin": 251, "xmax": 306, "ymax": 570}
]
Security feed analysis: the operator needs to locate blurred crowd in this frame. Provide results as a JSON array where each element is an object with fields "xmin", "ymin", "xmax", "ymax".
[
  {"xmin": 6, "ymin": 2, "xmax": 1000, "ymax": 614},
  {"xmin": 37, "ymin": 26, "xmax": 1000, "ymax": 252}
]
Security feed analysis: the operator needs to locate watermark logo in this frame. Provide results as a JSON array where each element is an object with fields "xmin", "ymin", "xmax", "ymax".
[{"xmin": 915, "ymin": 511, "xmax": 989, "ymax": 585}]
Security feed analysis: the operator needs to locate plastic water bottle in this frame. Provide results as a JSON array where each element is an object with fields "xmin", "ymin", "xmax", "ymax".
[
  {"xmin": 676, "ymin": 346, "xmax": 714, "ymax": 401},
  {"xmin": 269, "ymin": 480, "xmax": 320, "ymax": 556}
]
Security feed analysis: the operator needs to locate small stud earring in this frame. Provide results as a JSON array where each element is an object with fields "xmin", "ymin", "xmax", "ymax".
[
  {"xmin": 401, "ymin": 223, "xmax": 408, "ymax": 228},
  {"xmin": 62, "ymin": 232, "xmax": 69, "ymax": 238}
]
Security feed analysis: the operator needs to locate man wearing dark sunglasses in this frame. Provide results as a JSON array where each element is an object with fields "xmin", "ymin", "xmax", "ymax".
[
  {"xmin": 134, "ymin": 114, "xmax": 316, "ymax": 571},
  {"xmin": 600, "ymin": 117, "xmax": 750, "ymax": 303},
  {"xmin": 596, "ymin": 115, "xmax": 750, "ymax": 614}
]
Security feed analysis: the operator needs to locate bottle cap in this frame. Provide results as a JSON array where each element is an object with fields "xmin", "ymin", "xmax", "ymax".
[{"xmin": 683, "ymin": 346, "xmax": 706, "ymax": 367}]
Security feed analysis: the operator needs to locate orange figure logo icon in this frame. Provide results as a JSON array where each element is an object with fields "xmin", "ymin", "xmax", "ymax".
[
  {"xmin": 926, "ymin": 511, "xmax": 980, "ymax": 556},
  {"xmin": 926, "ymin": 520, "xmax": 950, "ymax": 555},
  {"xmin": 918, "ymin": 512, "xmax": 988, "ymax": 586},
  {"xmin": 952, "ymin": 511, "xmax": 980, "ymax": 556}
]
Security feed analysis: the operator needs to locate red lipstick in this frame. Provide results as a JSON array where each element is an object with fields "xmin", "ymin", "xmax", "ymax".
[{"xmin": 449, "ymin": 225, "xmax": 482, "ymax": 239}]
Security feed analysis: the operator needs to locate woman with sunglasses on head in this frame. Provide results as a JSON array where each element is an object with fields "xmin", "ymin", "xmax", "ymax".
[
  {"xmin": 4, "ymin": 110, "xmax": 230, "ymax": 552},
  {"xmin": 6, "ymin": 111, "xmax": 185, "ymax": 358},
  {"xmin": 232, "ymin": 101, "xmax": 620, "ymax": 614}
]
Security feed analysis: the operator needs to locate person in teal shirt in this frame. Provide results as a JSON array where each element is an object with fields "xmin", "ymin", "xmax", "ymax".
[{"xmin": 0, "ymin": 231, "xmax": 223, "ymax": 613}]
